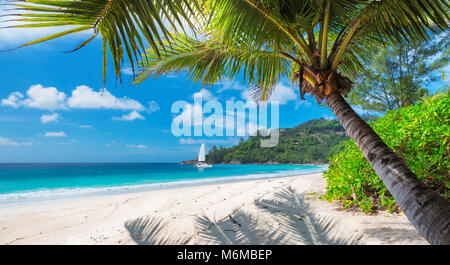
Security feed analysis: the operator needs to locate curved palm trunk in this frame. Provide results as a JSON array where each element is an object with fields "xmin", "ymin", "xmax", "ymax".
[{"xmin": 325, "ymin": 91, "xmax": 450, "ymax": 245}]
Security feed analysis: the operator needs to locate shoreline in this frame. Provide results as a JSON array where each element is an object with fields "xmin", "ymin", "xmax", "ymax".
[
  {"xmin": 0, "ymin": 172, "xmax": 427, "ymax": 245},
  {"xmin": 0, "ymin": 166, "xmax": 327, "ymax": 208}
]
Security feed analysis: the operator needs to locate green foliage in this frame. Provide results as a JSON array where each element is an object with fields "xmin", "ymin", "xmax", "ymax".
[
  {"xmin": 349, "ymin": 34, "xmax": 450, "ymax": 113},
  {"xmin": 323, "ymin": 93, "xmax": 450, "ymax": 213},
  {"xmin": 2, "ymin": 0, "xmax": 203, "ymax": 83},
  {"xmin": 135, "ymin": 32, "xmax": 291, "ymax": 93},
  {"xmin": 206, "ymin": 118, "xmax": 349, "ymax": 164},
  {"xmin": 4, "ymin": 0, "xmax": 449, "ymax": 102}
]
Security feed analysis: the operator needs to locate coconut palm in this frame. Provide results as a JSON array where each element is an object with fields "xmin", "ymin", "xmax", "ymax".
[{"xmin": 2, "ymin": 0, "xmax": 449, "ymax": 244}]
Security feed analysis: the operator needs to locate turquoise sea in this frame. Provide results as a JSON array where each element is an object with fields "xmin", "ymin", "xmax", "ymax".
[{"xmin": 0, "ymin": 163, "xmax": 326, "ymax": 206}]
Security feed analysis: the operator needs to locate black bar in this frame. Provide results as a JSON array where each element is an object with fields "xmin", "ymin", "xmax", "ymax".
[{"xmin": 0, "ymin": 245, "xmax": 446, "ymax": 264}]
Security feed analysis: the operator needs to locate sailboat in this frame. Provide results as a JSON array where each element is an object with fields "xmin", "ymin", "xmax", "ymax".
[{"xmin": 194, "ymin": 144, "xmax": 212, "ymax": 168}]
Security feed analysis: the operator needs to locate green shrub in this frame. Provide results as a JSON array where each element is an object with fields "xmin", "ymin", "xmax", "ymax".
[{"xmin": 322, "ymin": 93, "xmax": 449, "ymax": 213}]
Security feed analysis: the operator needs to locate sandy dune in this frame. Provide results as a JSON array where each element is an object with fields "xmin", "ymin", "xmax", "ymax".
[{"xmin": 0, "ymin": 173, "xmax": 427, "ymax": 245}]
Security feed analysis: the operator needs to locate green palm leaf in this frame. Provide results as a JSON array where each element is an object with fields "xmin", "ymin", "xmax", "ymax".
[
  {"xmin": 2, "ymin": 0, "xmax": 449, "ymax": 98},
  {"xmin": 136, "ymin": 32, "xmax": 291, "ymax": 101},
  {"xmin": 1, "ymin": 0, "xmax": 203, "ymax": 83}
]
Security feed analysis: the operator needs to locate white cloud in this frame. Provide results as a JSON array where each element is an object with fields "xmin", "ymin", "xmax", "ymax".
[
  {"xmin": 67, "ymin": 86, "xmax": 144, "ymax": 110},
  {"xmin": 25, "ymin": 85, "xmax": 67, "ymax": 110},
  {"xmin": 174, "ymin": 89, "xmax": 262, "ymax": 135},
  {"xmin": 44, "ymin": 131, "xmax": 67, "ymax": 137},
  {"xmin": 147, "ymin": 100, "xmax": 160, "ymax": 113},
  {"xmin": 0, "ymin": 136, "xmax": 33, "ymax": 146},
  {"xmin": 173, "ymin": 90, "xmax": 217, "ymax": 127},
  {"xmin": 2, "ymin": 85, "xmax": 148, "ymax": 114},
  {"xmin": 112, "ymin": 110, "xmax": 145, "ymax": 121},
  {"xmin": 217, "ymin": 79, "xmax": 246, "ymax": 93},
  {"xmin": 193, "ymin": 89, "xmax": 217, "ymax": 101},
  {"xmin": 121, "ymin": 66, "xmax": 134, "ymax": 76},
  {"xmin": 0, "ymin": 136, "xmax": 19, "ymax": 146},
  {"xmin": 174, "ymin": 103, "xmax": 203, "ymax": 126},
  {"xmin": 40, "ymin": 113, "xmax": 59, "ymax": 123},
  {"xmin": 126, "ymin": 144, "xmax": 148, "ymax": 149},
  {"xmin": 79, "ymin": 125, "xmax": 93, "ymax": 129},
  {"xmin": 1, "ymin": 85, "xmax": 67, "ymax": 110},
  {"xmin": 241, "ymin": 82, "xmax": 297, "ymax": 105},
  {"xmin": 322, "ymin": 114, "xmax": 336, "ymax": 121},
  {"xmin": 0, "ymin": 92, "xmax": 24, "ymax": 108}
]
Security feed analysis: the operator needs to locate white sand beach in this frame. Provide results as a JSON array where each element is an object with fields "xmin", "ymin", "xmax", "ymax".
[{"xmin": 0, "ymin": 173, "xmax": 427, "ymax": 245}]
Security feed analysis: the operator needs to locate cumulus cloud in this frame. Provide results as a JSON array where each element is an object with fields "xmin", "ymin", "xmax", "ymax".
[
  {"xmin": 25, "ymin": 85, "xmax": 67, "ymax": 110},
  {"xmin": 79, "ymin": 125, "xmax": 93, "ymax": 128},
  {"xmin": 1, "ymin": 85, "xmax": 149, "ymax": 123},
  {"xmin": 0, "ymin": 92, "xmax": 24, "ymax": 108},
  {"xmin": 1, "ymin": 85, "xmax": 66, "ymax": 110},
  {"xmin": 112, "ymin": 110, "xmax": 145, "ymax": 121},
  {"xmin": 67, "ymin": 86, "xmax": 144, "ymax": 110},
  {"xmin": 193, "ymin": 89, "xmax": 217, "ymax": 100},
  {"xmin": 44, "ymin": 131, "xmax": 67, "ymax": 137},
  {"xmin": 40, "ymin": 113, "xmax": 59, "ymax": 123}
]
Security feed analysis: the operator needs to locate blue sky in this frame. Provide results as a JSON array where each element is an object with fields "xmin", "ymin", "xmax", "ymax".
[{"xmin": 0, "ymin": 12, "xmax": 446, "ymax": 162}]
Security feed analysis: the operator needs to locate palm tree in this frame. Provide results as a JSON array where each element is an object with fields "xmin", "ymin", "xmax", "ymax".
[{"xmin": 2, "ymin": 0, "xmax": 449, "ymax": 244}]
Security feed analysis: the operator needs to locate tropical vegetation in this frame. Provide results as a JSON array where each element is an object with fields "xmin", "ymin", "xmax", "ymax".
[
  {"xmin": 323, "ymin": 92, "xmax": 449, "ymax": 214},
  {"xmin": 349, "ymin": 34, "xmax": 450, "ymax": 113},
  {"xmin": 3, "ymin": 0, "xmax": 450, "ymax": 244}
]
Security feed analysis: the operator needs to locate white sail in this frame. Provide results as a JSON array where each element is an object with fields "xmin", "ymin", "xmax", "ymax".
[{"xmin": 198, "ymin": 144, "xmax": 206, "ymax": 162}]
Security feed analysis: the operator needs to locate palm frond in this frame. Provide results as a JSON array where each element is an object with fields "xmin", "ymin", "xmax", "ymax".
[
  {"xmin": 2, "ymin": 0, "xmax": 449, "ymax": 102},
  {"xmin": 205, "ymin": 0, "xmax": 316, "ymax": 63},
  {"xmin": 136, "ymin": 32, "xmax": 291, "ymax": 101},
  {"xmin": 328, "ymin": 0, "xmax": 450, "ymax": 72},
  {"xmin": 1, "ymin": 0, "xmax": 203, "ymax": 83}
]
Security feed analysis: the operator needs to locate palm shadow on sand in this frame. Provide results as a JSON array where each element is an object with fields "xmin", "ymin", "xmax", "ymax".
[{"xmin": 125, "ymin": 186, "xmax": 363, "ymax": 245}]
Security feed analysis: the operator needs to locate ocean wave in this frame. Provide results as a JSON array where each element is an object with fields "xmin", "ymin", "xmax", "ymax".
[{"xmin": 0, "ymin": 166, "xmax": 326, "ymax": 207}]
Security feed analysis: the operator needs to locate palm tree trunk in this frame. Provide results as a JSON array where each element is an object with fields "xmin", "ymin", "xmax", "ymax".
[{"xmin": 325, "ymin": 91, "xmax": 450, "ymax": 245}]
